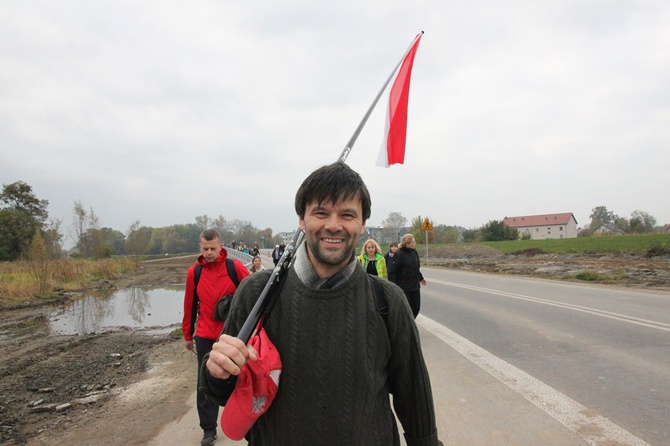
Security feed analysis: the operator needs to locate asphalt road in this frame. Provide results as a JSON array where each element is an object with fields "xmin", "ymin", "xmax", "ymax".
[
  {"xmin": 150, "ymin": 265, "xmax": 668, "ymax": 445},
  {"xmin": 421, "ymin": 267, "xmax": 670, "ymax": 446}
]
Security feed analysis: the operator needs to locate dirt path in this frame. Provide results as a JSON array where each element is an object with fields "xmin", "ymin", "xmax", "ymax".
[
  {"xmin": 1, "ymin": 252, "xmax": 668, "ymax": 445},
  {"xmin": 0, "ymin": 256, "xmax": 198, "ymax": 446}
]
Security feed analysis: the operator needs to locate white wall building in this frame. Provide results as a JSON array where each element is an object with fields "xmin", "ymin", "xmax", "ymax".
[
  {"xmin": 503, "ymin": 212, "xmax": 578, "ymax": 240},
  {"xmin": 278, "ymin": 232, "xmax": 295, "ymax": 245}
]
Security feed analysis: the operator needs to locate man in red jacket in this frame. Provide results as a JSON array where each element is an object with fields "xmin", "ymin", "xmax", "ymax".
[{"xmin": 182, "ymin": 229, "xmax": 250, "ymax": 446}]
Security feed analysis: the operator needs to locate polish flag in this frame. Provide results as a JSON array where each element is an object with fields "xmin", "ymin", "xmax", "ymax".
[{"xmin": 376, "ymin": 32, "xmax": 423, "ymax": 167}]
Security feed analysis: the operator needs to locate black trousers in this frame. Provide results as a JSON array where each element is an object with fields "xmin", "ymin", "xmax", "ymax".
[
  {"xmin": 404, "ymin": 289, "xmax": 421, "ymax": 319},
  {"xmin": 195, "ymin": 336, "xmax": 219, "ymax": 431}
]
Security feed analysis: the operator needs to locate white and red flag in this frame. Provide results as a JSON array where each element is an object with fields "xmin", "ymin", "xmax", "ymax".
[{"xmin": 376, "ymin": 32, "xmax": 423, "ymax": 167}]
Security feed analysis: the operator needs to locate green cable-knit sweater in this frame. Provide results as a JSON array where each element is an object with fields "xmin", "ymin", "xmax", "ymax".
[{"xmin": 202, "ymin": 262, "xmax": 439, "ymax": 446}]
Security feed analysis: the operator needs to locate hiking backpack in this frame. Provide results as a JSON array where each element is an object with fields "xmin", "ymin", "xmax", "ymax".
[{"xmin": 188, "ymin": 258, "xmax": 240, "ymax": 337}]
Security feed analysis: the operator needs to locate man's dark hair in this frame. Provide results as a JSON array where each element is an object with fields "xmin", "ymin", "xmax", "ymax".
[
  {"xmin": 200, "ymin": 229, "xmax": 221, "ymax": 241},
  {"xmin": 294, "ymin": 162, "xmax": 371, "ymax": 222}
]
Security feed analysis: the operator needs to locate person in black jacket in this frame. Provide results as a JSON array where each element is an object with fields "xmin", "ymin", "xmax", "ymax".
[
  {"xmin": 271, "ymin": 245, "xmax": 281, "ymax": 266},
  {"xmin": 388, "ymin": 234, "xmax": 426, "ymax": 318},
  {"xmin": 384, "ymin": 241, "xmax": 399, "ymax": 271}
]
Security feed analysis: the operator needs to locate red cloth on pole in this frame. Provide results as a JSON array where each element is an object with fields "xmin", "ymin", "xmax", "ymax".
[{"xmin": 377, "ymin": 32, "xmax": 423, "ymax": 167}]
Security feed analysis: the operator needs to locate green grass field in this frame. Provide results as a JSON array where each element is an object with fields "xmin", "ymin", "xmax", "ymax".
[{"xmin": 476, "ymin": 233, "xmax": 670, "ymax": 255}]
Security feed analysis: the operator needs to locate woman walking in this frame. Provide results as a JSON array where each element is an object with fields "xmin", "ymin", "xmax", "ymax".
[
  {"xmin": 357, "ymin": 238, "xmax": 388, "ymax": 279},
  {"xmin": 388, "ymin": 234, "xmax": 426, "ymax": 318}
]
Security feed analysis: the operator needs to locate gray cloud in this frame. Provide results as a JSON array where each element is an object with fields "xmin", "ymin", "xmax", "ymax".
[{"xmin": 1, "ymin": 0, "xmax": 668, "ymax": 245}]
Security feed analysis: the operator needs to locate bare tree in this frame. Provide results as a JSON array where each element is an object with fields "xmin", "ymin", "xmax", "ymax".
[
  {"xmin": 211, "ymin": 215, "xmax": 227, "ymax": 235},
  {"xmin": 195, "ymin": 215, "xmax": 229, "ymax": 237},
  {"xmin": 629, "ymin": 210, "xmax": 656, "ymax": 233},
  {"xmin": 381, "ymin": 211, "xmax": 408, "ymax": 243},
  {"xmin": 381, "ymin": 211, "xmax": 407, "ymax": 229},
  {"xmin": 70, "ymin": 201, "xmax": 109, "ymax": 257},
  {"xmin": 70, "ymin": 200, "xmax": 88, "ymax": 254},
  {"xmin": 126, "ymin": 220, "xmax": 152, "ymax": 262},
  {"xmin": 88, "ymin": 208, "xmax": 109, "ymax": 258},
  {"xmin": 195, "ymin": 215, "xmax": 211, "ymax": 231},
  {"xmin": 43, "ymin": 218, "xmax": 64, "ymax": 257}
]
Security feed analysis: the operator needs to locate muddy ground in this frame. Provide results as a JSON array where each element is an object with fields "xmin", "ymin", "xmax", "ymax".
[
  {"xmin": 0, "ymin": 255, "xmax": 199, "ymax": 446},
  {"xmin": 1, "ymin": 251, "xmax": 669, "ymax": 445}
]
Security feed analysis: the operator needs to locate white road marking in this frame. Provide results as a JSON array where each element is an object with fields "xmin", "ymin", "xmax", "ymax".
[
  {"xmin": 430, "ymin": 278, "xmax": 670, "ymax": 332},
  {"xmin": 418, "ymin": 314, "xmax": 651, "ymax": 446}
]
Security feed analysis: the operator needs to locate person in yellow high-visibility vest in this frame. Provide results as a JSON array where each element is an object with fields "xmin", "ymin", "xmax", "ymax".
[{"xmin": 357, "ymin": 238, "xmax": 388, "ymax": 279}]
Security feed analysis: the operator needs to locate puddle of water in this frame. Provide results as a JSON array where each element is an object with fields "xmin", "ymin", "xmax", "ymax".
[{"xmin": 48, "ymin": 286, "xmax": 186, "ymax": 335}]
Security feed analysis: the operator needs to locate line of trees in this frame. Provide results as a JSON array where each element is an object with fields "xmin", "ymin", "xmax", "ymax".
[
  {"xmin": 0, "ymin": 181, "xmax": 285, "ymax": 261},
  {"xmin": 379, "ymin": 213, "xmax": 519, "ymax": 244},
  {"xmin": 73, "ymin": 215, "xmax": 284, "ymax": 259},
  {"xmin": 582, "ymin": 206, "xmax": 657, "ymax": 235},
  {"xmin": 2, "ymin": 180, "xmax": 663, "ymax": 262}
]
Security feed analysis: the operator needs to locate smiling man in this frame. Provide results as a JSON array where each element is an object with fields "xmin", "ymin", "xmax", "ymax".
[{"xmin": 201, "ymin": 162, "xmax": 441, "ymax": 445}]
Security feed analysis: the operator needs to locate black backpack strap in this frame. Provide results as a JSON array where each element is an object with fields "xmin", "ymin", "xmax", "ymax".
[
  {"xmin": 226, "ymin": 258, "xmax": 240, "ymax": 288},
  {"xmin": 368, "ymin": 274, "xmax": 388, "ymax": 327},
  {"xmin": 189, "ymin": 264, "xmax": 203, "ymax": 337},
  {"xmin": 194, "ymin": 263, "xmax": 202, "ymax": 290}
]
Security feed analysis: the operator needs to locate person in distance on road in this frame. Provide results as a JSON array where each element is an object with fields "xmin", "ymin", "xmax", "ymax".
[
  {"xmin": 357, "ymin": 238, "xmax": 388, "ymax": 279},
  {"xmin": 385, "ymin": 241, "xmax": 399, "ymax": 271},
  {"xmin": 181, "ymin": 229, "xmax": 250, "ymax": 446},
  {"xmin": 388, "ymin": 233, "xmax": 427, "ymax": 318}
]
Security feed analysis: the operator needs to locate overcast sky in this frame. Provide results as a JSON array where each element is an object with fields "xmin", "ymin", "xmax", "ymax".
[{"xmin": 2, "ymin": 1, "xmax": 669, "ymax": 246}]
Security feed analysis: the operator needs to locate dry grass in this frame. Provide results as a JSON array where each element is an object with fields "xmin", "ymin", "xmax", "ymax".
[{"xmin": 0, "ymin": 257, "xmax": 139, "ymax": 306}]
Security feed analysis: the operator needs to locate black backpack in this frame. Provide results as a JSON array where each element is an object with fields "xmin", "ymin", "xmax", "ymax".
[
  {"xmin": 194, "ymin": 258, "xmax": 240, "ymax": 290},
  {"xmin": 188, "ymin": 259, "xmax": 240, "ymax": 337},
  {"xmin": 368, "ymin": 274, "xmax": 389, "ymax": 329}
]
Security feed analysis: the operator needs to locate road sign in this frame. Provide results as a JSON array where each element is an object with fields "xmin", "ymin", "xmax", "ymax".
[{"xmin": 421, "ymin": 218, "xmax": 433, "ymax": 231}]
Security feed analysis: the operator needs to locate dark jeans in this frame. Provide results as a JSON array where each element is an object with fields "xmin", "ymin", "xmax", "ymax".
[
  {"xmin": 404, "ymin": 289, "xmax": 421, "ymax": 318},
  {"xmin": 195, "ymin": 336, "xmax": 219, "ymax": 431}
]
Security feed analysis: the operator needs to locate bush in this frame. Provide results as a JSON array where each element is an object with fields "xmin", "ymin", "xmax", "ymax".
[
  {"xmin": 481, "ymin": 220, "xmax": 519, "ymax": 241},
  {"xmin": 647, "ymin": 243, "xmax": 670, "ymax": 258},
  {"xmin": 575, "ymin": 270, "xmax": 614, "ymax": 282}
]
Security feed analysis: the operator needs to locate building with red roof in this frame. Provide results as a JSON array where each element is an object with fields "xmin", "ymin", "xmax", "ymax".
[{"xmin": 503, "ymin": 213, "xmax": 578, "ymax": 240}]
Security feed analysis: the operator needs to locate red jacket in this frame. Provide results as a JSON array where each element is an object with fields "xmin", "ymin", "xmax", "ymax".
[{"xmin": 182, "ymin": 249, "xmax": 250, "ymax": 341}]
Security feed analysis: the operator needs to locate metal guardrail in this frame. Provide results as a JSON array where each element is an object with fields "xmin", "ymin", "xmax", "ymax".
[{"xmin": 223, "ymin": 247, "xmax": 254, "ymax": 267}]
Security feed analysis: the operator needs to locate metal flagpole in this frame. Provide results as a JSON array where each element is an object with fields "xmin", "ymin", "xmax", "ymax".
[{"xmin": 237, "ymin": 32, "xmax": 424, "ymax": 343}]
